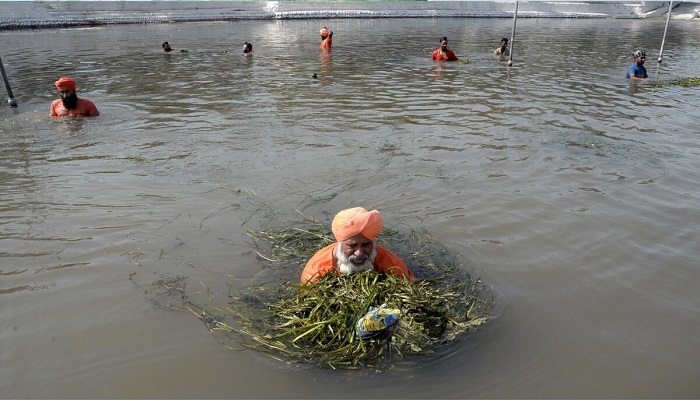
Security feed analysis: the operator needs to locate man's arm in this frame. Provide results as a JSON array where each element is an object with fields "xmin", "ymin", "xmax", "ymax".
[
  {"xmin": 78, "ymin": 99, "xmax": 100, "ymax": 116},
  {"xmin": 374, "ymin": 245, "xmax": 418, "ymax": 282},
  {"xmin": 627, "ymin": 65, "xmax": 648, "ymax": 82},
  {"xmin": 87, "ymin": 100, "xmax": 100, "ymax": 116},
  {"xmin": 629, "ymin": 72, "xmax": 649, "ymax": 82}
]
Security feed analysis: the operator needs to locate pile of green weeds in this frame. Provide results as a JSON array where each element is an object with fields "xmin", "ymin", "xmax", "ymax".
[
  {"xmin": 189, "ymin": 213, "xmax": 493, "ymax": 369},
  {"xmin": 650, "ymin": 77, "xmax": 700, "ymax": 87}
]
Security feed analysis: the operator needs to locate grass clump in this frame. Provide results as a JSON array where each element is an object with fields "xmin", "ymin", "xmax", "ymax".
[
  {"xmin": 650, "ymin": 76, "xmax": 700, "ymax": 88},
  {"xmin": 189, "ymin": 212, "xmax": 493, "ymax": 370}
]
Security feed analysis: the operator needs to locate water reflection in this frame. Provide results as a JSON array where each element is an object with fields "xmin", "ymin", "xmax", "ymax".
[{"xmin": 319, "ymin": 51, "xmax": 332, "ymax": 84}]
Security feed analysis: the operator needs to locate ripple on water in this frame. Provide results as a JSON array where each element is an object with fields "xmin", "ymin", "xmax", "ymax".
[{"xmin": 1, "ymin": 18, "xmax": 700, "ymax": 398}]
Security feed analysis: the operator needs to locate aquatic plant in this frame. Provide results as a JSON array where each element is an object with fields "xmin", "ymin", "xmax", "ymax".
[
  {"xmin": 184, "ymin": 212, "xmax": 493, "ymax": 369},
  {"xmin": 650, "ymin": 77, "xmax": 700, "ymax": 88}
]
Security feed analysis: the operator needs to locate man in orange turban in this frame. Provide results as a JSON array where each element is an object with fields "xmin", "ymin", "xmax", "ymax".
[
  {"xmin": 50, "ymin": 77, "xmax": 100, "ymax": 118},
  {"xmin": 320, "ymin": 26, "xmax": 333, "ymax": 51},
  {"xmin": 301, "ymin": 207, "xmax": 417, "ymax": 285}
]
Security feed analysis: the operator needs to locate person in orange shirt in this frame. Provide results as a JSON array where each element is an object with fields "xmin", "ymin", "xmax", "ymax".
[
  {"xmin": 300, "ymin": 207, "xmax": 418, "ymax": 285},
  {"xmin": 50, "ymin": 77, "xmax": 100, "ymax": 118},
  {"xmin": 431, "ymin": 36, "xmax": 459, "ymax": 62},
  {"xmin": 320, "ymin": 26, "xmax": 333, "ymax": 51}
]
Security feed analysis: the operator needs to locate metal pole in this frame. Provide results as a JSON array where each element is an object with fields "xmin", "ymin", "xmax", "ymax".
[
  {"xmin": 0, "ymin": 56, "xmax": 18, "ymax": 108},
  {"xmin": 658, "ymin": 1, "xmax": 673, "ymax": 63},
  {"xmin": 508, "ymin": 1, "xmax": 519, "ymax": 66}
]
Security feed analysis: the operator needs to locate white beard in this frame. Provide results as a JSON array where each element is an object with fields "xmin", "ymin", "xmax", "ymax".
[{"xmin": 335, "ymin": 242, "xmax": 377, "ymax": 276}]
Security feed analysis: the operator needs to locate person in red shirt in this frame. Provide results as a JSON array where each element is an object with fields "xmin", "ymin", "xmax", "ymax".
[
  {"xmin": 50, "ymin": 77, "xmax": 100, "ymax": 118},
  {"xmin": 431, "ymin": 36, "xmax": 459, "ymax": 62},
  {"xmin": 320, "ymin": 26, "xmax": 333, "ymax": 51},
  {"xmin": 301, "ymin": 207, "xmax": 418, "ymax": 285}
]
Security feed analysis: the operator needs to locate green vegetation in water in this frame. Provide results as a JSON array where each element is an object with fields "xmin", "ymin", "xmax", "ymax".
[
  {"xmin": 181, "ymin": 212, "xmax": 493, "ymax": 370},
  {"xmin": 650, "ymin": 77, "xmax": 700, "ymax": 88}
]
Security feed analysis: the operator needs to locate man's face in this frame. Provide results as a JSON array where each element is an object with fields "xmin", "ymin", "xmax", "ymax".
[
  {"xmin": 59, "ymin": 88, "xmax": 78, "ymax": 109},
  {"xmin": 340, "ymin": 233, "xmax": 375, "ymax": 265},
  {"xmin": 58, "ymin": 88, "xmax": 73, "ymax": 100},
  {"xmin": 441, "ymin": 40, "xmax": 448, "ymax": 51},
  {"xmin": 336, "ymin": 234, "xmax": 376, "ymax": 276},
  {"xmin": 635, "ymin": 54, "xmax": 646, "ymax": 65}
]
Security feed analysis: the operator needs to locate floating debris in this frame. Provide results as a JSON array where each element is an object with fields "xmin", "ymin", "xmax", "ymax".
[{"xmin": 651, "ymin": 77, "xmax": 700, "ymax": 88}]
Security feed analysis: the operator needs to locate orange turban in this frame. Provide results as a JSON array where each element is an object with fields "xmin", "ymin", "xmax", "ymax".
[
  {"xmin": 331, "ymin": 207, "xmax": 383, "ymax": 242},
  {"xmin": 320, "ymin": 27, "xmax": 330, "ymax": 37},
  {"xmin": 55, "ymin": 77, "xmax": 76, "ymax": 91}
]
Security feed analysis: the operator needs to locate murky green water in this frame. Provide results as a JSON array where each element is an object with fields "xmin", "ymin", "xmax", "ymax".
[{"xmin": 1, "ymin": 17, "xmax": 699, "ymax": 398}]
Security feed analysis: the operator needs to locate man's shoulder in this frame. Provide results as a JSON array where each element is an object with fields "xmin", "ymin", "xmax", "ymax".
[
  {"xmin": 309, "ymin": 243, "xmax": 337, "ymax": 259},
  {"xmin": 50, "ymin": 99, "xmax": 62, "ymax": 116},
  {"xmin": 626, "ymin": 63, "xmax": 646, "ymax": 78},
  {"xmin": 372, "ymin": 244, "xmax": 415, "ymax": 280},
  {"xmin": 77, "ymin": 98, "xmax": 96, "ymax": 106},
  {"xmin": 374, "ymin": 244, "xmax": 401, "ymax": 259},
  {"xmin": 77, "ymin": 97, "xmax": 100, "ymax": 115},
  {"xmin": 301, "ymin": 243, "xmax": 337, "ymax": 284}
]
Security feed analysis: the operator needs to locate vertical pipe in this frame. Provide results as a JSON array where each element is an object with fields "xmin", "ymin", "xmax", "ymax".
[
  {"xmin": 0, "ymin": 56, "xmax": 18, "ymax": 108},
  {"xmin": 508, "ymin": 1, "xmax": 519, "ymax": 66},
  {"xmin": 658, "ymin": 1, "xmax": 673, "ymax": 63}
]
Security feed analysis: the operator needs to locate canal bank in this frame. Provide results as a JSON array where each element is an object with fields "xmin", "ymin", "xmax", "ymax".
[{"xmin": 0, "ymin": 1, "xmax": 698, "ymax": 30}]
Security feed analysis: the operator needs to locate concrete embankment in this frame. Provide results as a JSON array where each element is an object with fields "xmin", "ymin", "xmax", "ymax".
[{"xmin": 0, "ymin": 1, "xmax": 698, "ymax": 30}]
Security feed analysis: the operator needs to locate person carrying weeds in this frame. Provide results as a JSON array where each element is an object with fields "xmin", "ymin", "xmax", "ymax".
[{"xmin": 301, "ymin": 207, "xmax": 418, "ymax": 285}]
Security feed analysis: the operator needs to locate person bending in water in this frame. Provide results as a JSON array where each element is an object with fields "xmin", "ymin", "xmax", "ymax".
[
  {"xmin": 243, "ymin": 42, "xmax": 254, "ymax": 54},
  {"xmin": 320, "ymin": 27, "xmax": 333, "ymax": 51},
  {"xmin": 162, "ymin": 42, "xmax": 172, "ymax": 52},
  {"xmin": 301, "ymin": 207, "xmax": 418, "ymax": 285},
  {"xmin": 50, "ymin": 77, "xmax": 100, "ymax": 118},
  {"xmin": 432, "ymin": 36, "xmax": 458, "ymax": 61},
  {"xmin": 626, "ymin": 50, "xmax": 649, "ymax": 82}
]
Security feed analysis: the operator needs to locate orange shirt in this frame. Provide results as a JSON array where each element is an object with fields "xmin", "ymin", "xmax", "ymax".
[
  {"xmin": 301, "ymin": 243, "xmax": 417, "ymax": 285},
  {"xmin": 50, "ymin": 98, "xmax": 100, "ymax": 117},
  {"xmin": 432, "ymin": 49, "xmax": 458, "ymax": 61}
]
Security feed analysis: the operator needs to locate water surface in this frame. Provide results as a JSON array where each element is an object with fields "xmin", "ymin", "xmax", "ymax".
[{"xmin": 1, "ymin": 17, "xmax": 699, "ymax": 398}]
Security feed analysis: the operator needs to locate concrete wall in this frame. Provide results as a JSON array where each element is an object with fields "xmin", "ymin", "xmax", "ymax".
[{"xmin": 0, "ymin": 1, "xmax": 678, "ymax": 30}]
